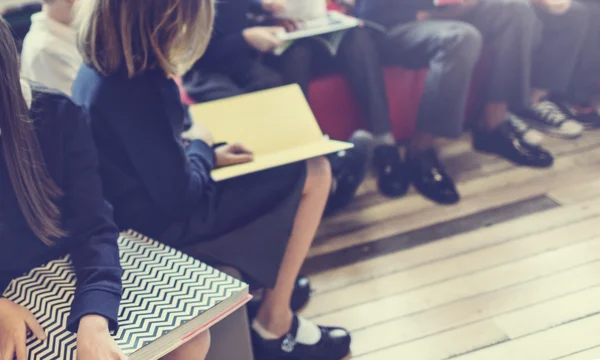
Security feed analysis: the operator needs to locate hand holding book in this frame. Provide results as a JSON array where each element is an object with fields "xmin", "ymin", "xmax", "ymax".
[
  {"xmin": 243, "ymin": 26, "xmax": 285, "ymax": 53},
  {"xmin": 0, "ymin": 298, "xmax": 46, "ymax": 360},
  {"xmin": 216, "ymin": 143, "xmax": 254, "ymax": 168},
  {"xmin": 77, "ymin": 315, "xmax": 128, "ymax": 360}
]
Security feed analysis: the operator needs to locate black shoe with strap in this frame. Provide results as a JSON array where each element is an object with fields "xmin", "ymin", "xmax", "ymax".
[
  {"xmin": 473, "ymin": 121, "xmax": 554, "ymax": 168},
  {"xmin": 252, "ymin": 316, "xmax": 351, "ymax": 360},
  {"xmin": 407, "ymin": 148, "xmax": 459, "ymax": 205}
]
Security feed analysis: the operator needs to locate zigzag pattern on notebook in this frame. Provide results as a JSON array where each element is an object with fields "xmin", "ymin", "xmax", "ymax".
[{"xmin": 2, "ymin": 230, "xmax": 247, "ymax": 360}]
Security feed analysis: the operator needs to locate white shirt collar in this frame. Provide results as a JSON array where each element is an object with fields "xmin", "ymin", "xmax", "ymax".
[{"xmin": 30, "ymin": 11, "xmax": 76, "ymax": 43}]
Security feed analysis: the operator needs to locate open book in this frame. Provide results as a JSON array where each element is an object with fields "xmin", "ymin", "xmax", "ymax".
[
  {"xmin": 189, "ymin": 85, "xmax": 353, "ymax": 182},
  {"xmin": 3, "ymin": 231, "xmax": 250, "ymax": 360},
  {"xmin": 275, "ymin": 11, "xmax": 360, "ymax": 42},
  {"xmin": 273, "ymin": 11, "xmax": 360, "ymax": 56},
  {"xmin": 269, "ymin": 0, "xmax": 359, "ymax": 56}
]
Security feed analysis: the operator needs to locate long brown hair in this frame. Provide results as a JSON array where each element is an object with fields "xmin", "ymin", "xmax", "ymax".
[
  {"xmin": 76, "ymin": 0, "xmax": 214, "ymax": 78},
  {"xmin": 0, "ymin": 18, "xmax": 65, "ymax": 245}
]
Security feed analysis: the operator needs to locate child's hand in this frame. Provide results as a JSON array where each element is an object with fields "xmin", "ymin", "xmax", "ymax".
[
  {"xmin": 76, "ymin": 315, "xmax": 127, "ymax": 360},
  {"xmin": 262, "ymin": 0, "xmax": 287, "ymax": 15},
  {"xmin": 243, "ymin": 26, "xmax": 285, "ymax": 52},
  {"xmin": 0, "ymin": 299, "xmax": 46, "ymax": 360},
  {"xmin": 215, "ymin": 143, "xmax": 254, "ymax": 168}
]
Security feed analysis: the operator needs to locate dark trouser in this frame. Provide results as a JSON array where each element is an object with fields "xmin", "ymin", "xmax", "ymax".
[
  {"xmin": 274, "ymin": 27, "xmax": 393, "ymax": 136},
  {"xmin": 182, "ymin": 61, "xmax": 284, "ymax": 103},
  {"xmin": 565, "ymin": 1, "xmax": 600, "ymax": 104},
  {"xmin": 376, "ymin": 0, "xmax": 536, "ymax": 138},
  {"xmin": 532, "ymin": 1, "xmax": 590, "ymax": 94}
]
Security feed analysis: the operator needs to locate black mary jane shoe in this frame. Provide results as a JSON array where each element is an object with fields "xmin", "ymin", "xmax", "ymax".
[
  {"xmin": 252, "ymin": 316, "xmax": 351, "ymax": 360},
  {"xmin": 408, "ymin": 148, "xmax": 460, "ymax": 205}
]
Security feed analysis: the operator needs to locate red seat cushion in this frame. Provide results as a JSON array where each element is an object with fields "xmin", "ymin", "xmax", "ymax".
[
  {"xmin": 177, "ymin": 57, "xmax": 493, "ymax": 141},
  {"xmin": 308, "ymin": 67, "xmax": 427, "ymax": 141}
]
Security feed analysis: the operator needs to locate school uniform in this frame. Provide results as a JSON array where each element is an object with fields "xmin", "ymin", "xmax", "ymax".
[
  {"xmin": 271, "ymin": 27, "xmax": 393, "ymax": 136},
  {"xmin": 357, "ymin": 0, "xmax": 537, "ymax": 137},
  {"xmin": 182, "ymin": 0, "xmax": 284, "ymax": 102},
  {"xmin": 0, "ymin": 84, "xmax": 122, "ymax": 332},
  {"xmin": 531, "ymin": 1, "xmax": 591, "ymax": 95},
  {"xmin": 564, "ymin": 0, "xmax": 600, "ymax": 104},
  {"xmin": 72, "ymin": 65, "xmax": 307, "ymax": 289},
  {"xmin": 20, "ymin": 12, "xmax": 82, "ymax": 96}
]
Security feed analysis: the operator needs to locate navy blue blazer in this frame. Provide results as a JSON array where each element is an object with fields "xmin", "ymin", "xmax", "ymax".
[
  {"xmin": 72, "ymin": 66, "xmax": 216, "ymax": 238},
  {"xmin": 0, "ymin": 88, "xmax": 122, "ymax": 332}
]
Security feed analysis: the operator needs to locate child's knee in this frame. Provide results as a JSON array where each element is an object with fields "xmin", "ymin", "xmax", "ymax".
[{"xmin": 305, "ymin": 156, "xmax": 332, "ymax": 191}]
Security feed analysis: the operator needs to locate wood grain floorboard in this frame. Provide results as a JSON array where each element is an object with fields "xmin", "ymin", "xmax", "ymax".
[
  {"xmin": 310, "ymin": 132, "xmax": 600, "ymax": 359},
  {"xmin": 312, "ymin": 146, "xmax": 600, "ymax": 256},
  {"xmin": 554, "ymin": 346, "xmax": 600, "ymax": 360},
  {"xmin": 450, "ymin": 314, "xmax": 600, "ymax": 360},
  {"xmin": 303, "ymin": 196, "xmax": 558, "ymax": 275},
  {"xmin": 350, "ymin": 262, "xmax": 600, "ymax": 356},
  {"xmin": 311, "ymin": 238, "xmax": 600, "ymax": 331},
  {"xmin": 308, "ymin": 196, "xmax": 600, "ymax": 294},
  {"xmin": 302, "ymin": 215, "xmax": 600, "ymax": 319}
]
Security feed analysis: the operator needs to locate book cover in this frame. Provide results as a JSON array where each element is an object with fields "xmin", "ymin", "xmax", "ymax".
[
  {"xmin": 189, "ymin": 84, "xmax": 353, "ymax": 181},
  {"xmin": 2, "ymin": 231, "xmax": 250, "ymax": 360},
  {"xmin": 275, "ymin": 11, "xmax": 360, "ymax": 42}
]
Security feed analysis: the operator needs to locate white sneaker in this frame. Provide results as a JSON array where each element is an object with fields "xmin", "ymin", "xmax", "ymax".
[
  {"xmin": 507, "ymin": 114, "xmax": 544, "ymax": 146},
  {"xmin": 522, "ymin": 100, "xmax": 584, "ymax": 139}
]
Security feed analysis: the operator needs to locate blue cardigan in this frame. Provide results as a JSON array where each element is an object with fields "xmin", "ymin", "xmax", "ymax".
[
  {"xmin": 72, "ymin": 66, "xmax": 216, "ymax": 238},
  {"xmin": 0, "ymin": 88, "xmax": 122, "ymax": 332}
]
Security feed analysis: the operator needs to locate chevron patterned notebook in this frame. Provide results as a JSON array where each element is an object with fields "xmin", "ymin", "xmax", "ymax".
[{"xmin": 2, "ymin": 230, "xmax": 250, "ymax": 360}]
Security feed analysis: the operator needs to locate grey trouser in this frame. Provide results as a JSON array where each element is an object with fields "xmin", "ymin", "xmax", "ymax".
[
  {"xmin": 532, "ymin": 1, "xmax": 591, "ymax": 95},
  {"xmin": 566, "ymin": 1, "xmax": 600, "ymax": 104},
  {"xmin": 376, "ymin": 0, "xmax": 537, "ymax": 138}
]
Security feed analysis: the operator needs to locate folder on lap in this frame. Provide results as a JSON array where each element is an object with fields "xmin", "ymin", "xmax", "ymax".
[
  {"xmin": 3, "ymin": 231, "xmax": 250, "ymax": 360},
  {"xmin": 189, "ymin": 84, "xmax": 353, "ymax": 182}
]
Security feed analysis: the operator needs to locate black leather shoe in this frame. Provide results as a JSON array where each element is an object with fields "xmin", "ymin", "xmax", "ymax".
[
  {"xmin": 247, "ymin": 276, "xmax": 312, "ymax": 321},
  {"xmin": 473, "ymin": 121, "xmax": 554, "ymax": 168},
  {"xmin": 290, "ymin": 276, "xmax": 311, "ymax": 312},
  {"xmin": 374, "ymin": 145, "xmax": 410, "ymax": 198},
  {"xmin": 408, "ymin": 148, "xmax": 459, "ymax": 205},
  {"xmin": 325, "ymin": 131, "xmax": 374, "ymax": 216},
  {"xmin": 252, "ymin": 316, "xmax": 351, "ymax": 360}
]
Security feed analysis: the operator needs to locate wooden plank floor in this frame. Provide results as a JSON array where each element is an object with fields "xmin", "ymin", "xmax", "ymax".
[{"xmin": 302, "ymin": 131, "xmax": 600, "ymax": 360}]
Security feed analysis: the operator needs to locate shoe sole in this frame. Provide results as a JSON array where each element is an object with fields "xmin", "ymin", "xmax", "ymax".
[
  {"xmin": 581, "ymin": 123, "xmax": 600, "ymax": 130},
  {"xmin": 473, "ymin": 146, "xmax": 553, "ymax": 168},
  {"xmin": 525, "ymin": 121, "xmax": 583, "ymax": 139},
  {"xmin": 410, "ymin": 182, "xmax": 460, "ymax": 205}
]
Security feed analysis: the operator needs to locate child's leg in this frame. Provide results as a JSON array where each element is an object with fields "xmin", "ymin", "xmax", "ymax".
[
  {"xmin": 161, "ymin": 331, "xmax": 211, "ymax": 360},
  {"xmin": 255, "ymin": 156, "xmax": 331, "ymax": 336}
]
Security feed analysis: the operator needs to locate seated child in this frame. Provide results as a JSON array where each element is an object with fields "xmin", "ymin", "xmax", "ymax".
[
  {"xmin": 20, "ymin": 0, "xmax": 81, "ymax": 95},
  {"xmin": 71, "ymin": 1, "xmax": 351, "ymax": 359},
  {"xmin": 182, "ymin": 0, "xmax": 384, "ymax": 211},
  {"xmin": 0, "ymin": 17, "xmax": 210, "ymax": 360}
]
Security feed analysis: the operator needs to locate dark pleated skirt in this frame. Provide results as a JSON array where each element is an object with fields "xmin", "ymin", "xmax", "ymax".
[{"xmin": 158, "ymin": 162, "xmax": 307, "ymax": 289}]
